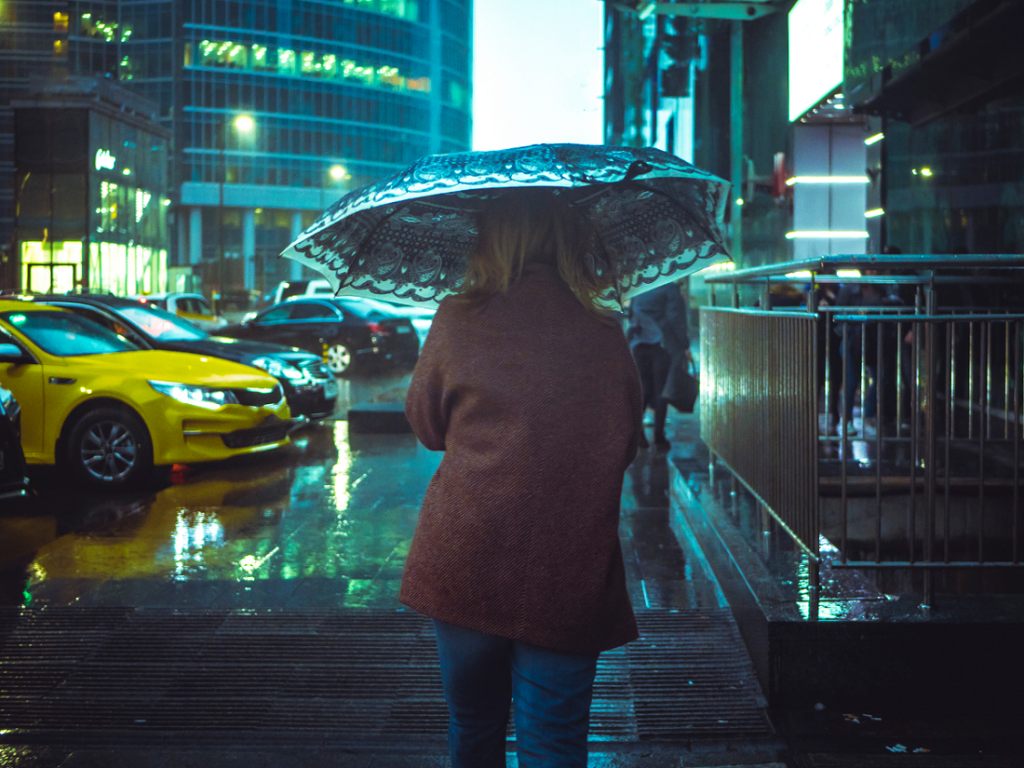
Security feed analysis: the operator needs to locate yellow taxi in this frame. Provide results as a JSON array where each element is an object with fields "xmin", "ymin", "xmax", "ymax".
[{"xmin": 0, "ymin": 300, "xmax": 299, "ymax": 487}]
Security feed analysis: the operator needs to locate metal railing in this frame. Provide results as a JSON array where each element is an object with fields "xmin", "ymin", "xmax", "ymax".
[{"xmin": 700, "ymin": 255, "xmax": 1024, "ymax": 606}]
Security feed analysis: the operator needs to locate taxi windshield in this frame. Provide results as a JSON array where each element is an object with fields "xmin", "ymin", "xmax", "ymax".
[
  {"xmin": 117, "ymin": 304, "xmax": 208, "ymax": 341},
  {"xmin": 0, "ymin": 310, "xmax": 139, "ymax": 356}
]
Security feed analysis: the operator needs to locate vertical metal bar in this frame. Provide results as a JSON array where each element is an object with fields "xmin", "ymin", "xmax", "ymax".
[
  {"xmin": 969, "ymin": 320, "xmax": 976, "ymax": 440},
  {"xmin": 1015, "ymin": 320, "xmax": 1021, "ymax": 565},
  {"xmin": 1005, "ymin": 315, "xmax": 1012, "ymax": 440},
  {"xmin": 896, "ymin": 317, "xmax": 904, "ymax": 437},
  {"xmin": 908, "ymin": 312, "xmax": 919, "ymax": 564},
  {"xmin": 924, "ymin": 317, "xmax": 936, "ymax": 607},
  {"xmin": 979, "ymin": 322, "xmax": 987, "ymax": 564},
  {"xmin": 986, "ymin": 317, "xmax": 994, "ymax": 440},
  {"xmin": 860, "ymin": 318, "xmax": 867, "ymax": 432},
  {"xmin": 945, "ymin": 322, "xmax": 953, "ymax": 564},
  {"xmin": 825, "ymin": 309, "xmax": 833, "ymax": 439},
  {"xmin": 875, "ymin": 319, "xmax": 883, "ymax": 563},
  {"xmin": 812, "ymin": 316, "xmax": 821, "ymax": 566},
  {"xmin": 841, "ymin": 320, "xmax": 849, "ymax": 563}
]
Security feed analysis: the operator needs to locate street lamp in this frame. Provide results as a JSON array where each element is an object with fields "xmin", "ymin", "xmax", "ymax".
[{"xmin": 216, "ymin": 114, "xmax": 255, "ymax": 306}]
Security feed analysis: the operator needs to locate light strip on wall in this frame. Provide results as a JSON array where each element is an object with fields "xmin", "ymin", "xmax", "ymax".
[
  {"xmin": 864, "ymin": 133, "xmax": 885, "ymax": 145},
  {"xmin": 785, "ymin": 176, "xmax": 870, "ymax": 185},
  {"xmin": 785, "ymin": 231, "xmax": 869, "ymax": 239},
  {"xmin": 865, "ymin": 208, "xmax": 885, "ymax": 218}
]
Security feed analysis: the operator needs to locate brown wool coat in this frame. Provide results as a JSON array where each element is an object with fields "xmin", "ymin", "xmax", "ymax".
[{"xmin": 400, "ymin": 263, "xmax": 643, "ymax": 654}]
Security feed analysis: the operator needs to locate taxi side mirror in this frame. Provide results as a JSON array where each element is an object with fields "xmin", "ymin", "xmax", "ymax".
[{"xmin": 0, "ymin": 342, "xmax": 29, "ymax": 364}]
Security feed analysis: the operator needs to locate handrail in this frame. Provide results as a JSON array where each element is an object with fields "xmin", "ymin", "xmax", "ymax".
[{"xmin": 702, "ymin": 253, "xmax": 1024, "ymax": 283}]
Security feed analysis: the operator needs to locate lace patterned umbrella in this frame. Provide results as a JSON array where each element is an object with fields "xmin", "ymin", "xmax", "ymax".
[{"xmin": 281, "ymin": 143, "xmax": 730, "ymax": 308}]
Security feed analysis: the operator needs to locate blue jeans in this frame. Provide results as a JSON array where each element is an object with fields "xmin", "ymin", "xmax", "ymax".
[{"xmin": 432, "ymin": 619, "xmax": 599, "ymax": 768}]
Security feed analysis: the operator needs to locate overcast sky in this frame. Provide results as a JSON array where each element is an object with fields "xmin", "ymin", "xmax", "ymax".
[{"xmin": 471, "ymin": 0, "xmax": 605, "ymax": 151}]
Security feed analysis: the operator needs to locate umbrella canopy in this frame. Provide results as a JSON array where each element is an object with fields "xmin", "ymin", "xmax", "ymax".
[{"xmin": 282, "ymin": 143, "xmax": 730, "ymax": 309}]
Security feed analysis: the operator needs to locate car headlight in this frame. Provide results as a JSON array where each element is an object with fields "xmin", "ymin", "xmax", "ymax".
[
  {"xmin": 250, "ymin": 356, "xmax": 305, "ymax": 380},
  {"xmin": 150, "ymin": 380, "xmax": 240, "ymax": 410}
]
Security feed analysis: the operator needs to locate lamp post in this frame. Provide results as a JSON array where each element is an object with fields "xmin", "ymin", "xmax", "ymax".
[
  {"xmin": 216, "ymin": 114, "xmax": 255, "ymax": 308},
  {"xmin": 321, "ymin": 163, "xmax": 351, "ymax": 210}
]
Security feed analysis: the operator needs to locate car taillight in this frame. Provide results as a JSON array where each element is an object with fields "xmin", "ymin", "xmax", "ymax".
[{"xmin": 368, "ymin": 322, "xmax": 390, "ymax": 335}]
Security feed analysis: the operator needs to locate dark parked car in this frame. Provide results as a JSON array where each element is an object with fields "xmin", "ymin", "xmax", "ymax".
[
  {"xmin": 0, "ymin": 380, "xmax": 29, "ymax": 502},
  {"xmin": 35, "ymin": 294, "xmax": 338, "ymax": 419},
  {"xmin": 217, "ymin": 297, "xmax": 419, "ymax": 375}
]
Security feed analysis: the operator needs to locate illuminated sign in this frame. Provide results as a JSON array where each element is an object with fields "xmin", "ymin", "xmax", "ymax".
[
  {"xmin": 788, "ymin": 0, "xmax": 843, "ymax": 122},
  {"xmin": 94, "ymin": 149, "xmax": 116, "ymax": 171}
]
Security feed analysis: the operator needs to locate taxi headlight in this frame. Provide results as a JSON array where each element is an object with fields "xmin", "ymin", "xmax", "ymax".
[
  {"xmin": 150, "ymin": 380, "xmax": 239, "ymax": 410},
  {"xmin": 250, "ymin": 356, "xmax": 305, "ymax": 380}
]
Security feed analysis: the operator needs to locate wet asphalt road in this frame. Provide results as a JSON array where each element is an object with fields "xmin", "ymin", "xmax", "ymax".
[
  {"xmin": 0, "ymin": 368, "xmax": 786, "ymax": 767},
  {"xmin": 0, "ymin": 368, "xmax": 722, "ymax": 615},
  {"xmin": 0, "ymin": 369, "xmax": 424, "ymax": 609}
]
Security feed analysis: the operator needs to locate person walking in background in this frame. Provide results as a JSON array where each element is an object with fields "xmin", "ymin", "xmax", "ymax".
[
  {"xmin": 626, "ymin": 280, "xmax": 691, "ymax": 449},
  {"xmin": 402, "ymin": 189, "xmax": 643, "ymax": 767}
]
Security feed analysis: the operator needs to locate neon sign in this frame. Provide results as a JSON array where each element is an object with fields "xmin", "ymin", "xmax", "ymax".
[{"xmin": 94, "ymin": 149, "xmax": 116, "ymax": 171}]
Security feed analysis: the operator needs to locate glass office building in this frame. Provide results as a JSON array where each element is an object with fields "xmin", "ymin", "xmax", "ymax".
[
  {"xmin": 1, "ymin": 1, "xmax": 472, "ymax": 297},
  {"xmin": 121, "ymin": 0, "xmax": 472, "ymax": 297}
]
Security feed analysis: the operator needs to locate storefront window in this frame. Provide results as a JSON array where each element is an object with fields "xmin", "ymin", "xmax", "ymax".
[{"xmin": 21, "ymin": 242, "xmax": 82, "ymax": 294}]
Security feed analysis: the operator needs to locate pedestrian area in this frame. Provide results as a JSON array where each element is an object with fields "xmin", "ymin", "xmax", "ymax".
[{"xmin": 0, "ymin": 413, "xmax": 782, "ymax": 767}]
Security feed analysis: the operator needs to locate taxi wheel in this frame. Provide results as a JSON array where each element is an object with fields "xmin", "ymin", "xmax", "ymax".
[
  {"xmin": 67, "ymin": 407, "xmax": 153, "ymax": 487},
  {"xmin": 325, "ymin": 343, "xmax": 354, "ymax": 375}
]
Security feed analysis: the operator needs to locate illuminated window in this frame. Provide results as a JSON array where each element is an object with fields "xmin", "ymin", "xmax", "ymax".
[
  {"xmin": 53, "ymin": 39, "xmax": 67, "ymax": 57},
  {"xmin": 407, "ymin": 77, "xmax": 431, "ymax": 94},
  {"xmin": 186, "ymin": 38, "xmax": 432, "ymax": 98},
  {"xmin": 278, "ymin": 48, "xmax": 296, "ymax": 76},
  {"xmin": 252, "ymin": 44, "xmax": 270, "ymax": 71},
  {"xmin": 301, "ymin": 51, "xmax": 317, "ymax": 75},
  {"xmin": 228, "ymin": 43, "xmax": 247, "ymax": 69},
  {"xmin": 54, "ymin": 12, "xmax": 69, "ymax": 32},
  {"xmin": 322, "ymin": 53, "xmax": 338, "ymax": 78}
]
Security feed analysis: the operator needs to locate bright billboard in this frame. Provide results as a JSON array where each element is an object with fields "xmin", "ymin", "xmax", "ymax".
[{"xmin": 788, "ymin": 0, "xmax": 844, "ymax": 121}]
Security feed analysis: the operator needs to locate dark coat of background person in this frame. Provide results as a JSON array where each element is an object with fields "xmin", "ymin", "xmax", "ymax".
[{"xmin": 401, "ymin": 262, "xmax": 644, "ymax": 655}]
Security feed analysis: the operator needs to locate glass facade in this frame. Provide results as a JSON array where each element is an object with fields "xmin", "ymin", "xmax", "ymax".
[
  {"xmin": 0, "ymin": 0, "xmax": 471, "ymax": 298},
  {"xmin": 122, "ymin": 0, "xmax": 472, "ymax": 297}
]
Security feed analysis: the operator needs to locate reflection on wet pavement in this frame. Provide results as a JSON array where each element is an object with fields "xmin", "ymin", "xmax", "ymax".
[{"xmin": 1, "ymin": 371, "xmax": 711, "ymax": 616}]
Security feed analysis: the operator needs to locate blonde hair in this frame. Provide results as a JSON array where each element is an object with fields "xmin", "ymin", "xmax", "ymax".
[{"xmin": 455, "ymin": 189, "xmax": 614, "ymax": 317}]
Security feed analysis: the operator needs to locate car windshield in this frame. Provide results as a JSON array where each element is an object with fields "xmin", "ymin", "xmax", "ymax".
[
  {"xmin": 1, "ymin": 310, "xmax": 138, "ymax": 356},
  {"xmin": 116, "ymin": 304, "xmax": 208, "ymax": 341}
]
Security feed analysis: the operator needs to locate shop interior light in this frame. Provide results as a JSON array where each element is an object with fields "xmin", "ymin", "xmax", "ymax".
[
  {"xmin": 865, "ymin": 208, "xmax": 885, "ymax": 218},
  {"xmin": 785, "ymin": 271, "xmax": 813, "ymax": 279},
  {"xmin": 785, "ymin": 231, "xmax": 869, "ymax": 239},
  {"xmin": 837, "ymin": 270, "xmax": 862, "ymax": 278},
  {"xmin": 864, "ymin": 132, "xmax": 884, "ymax": 145}
]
